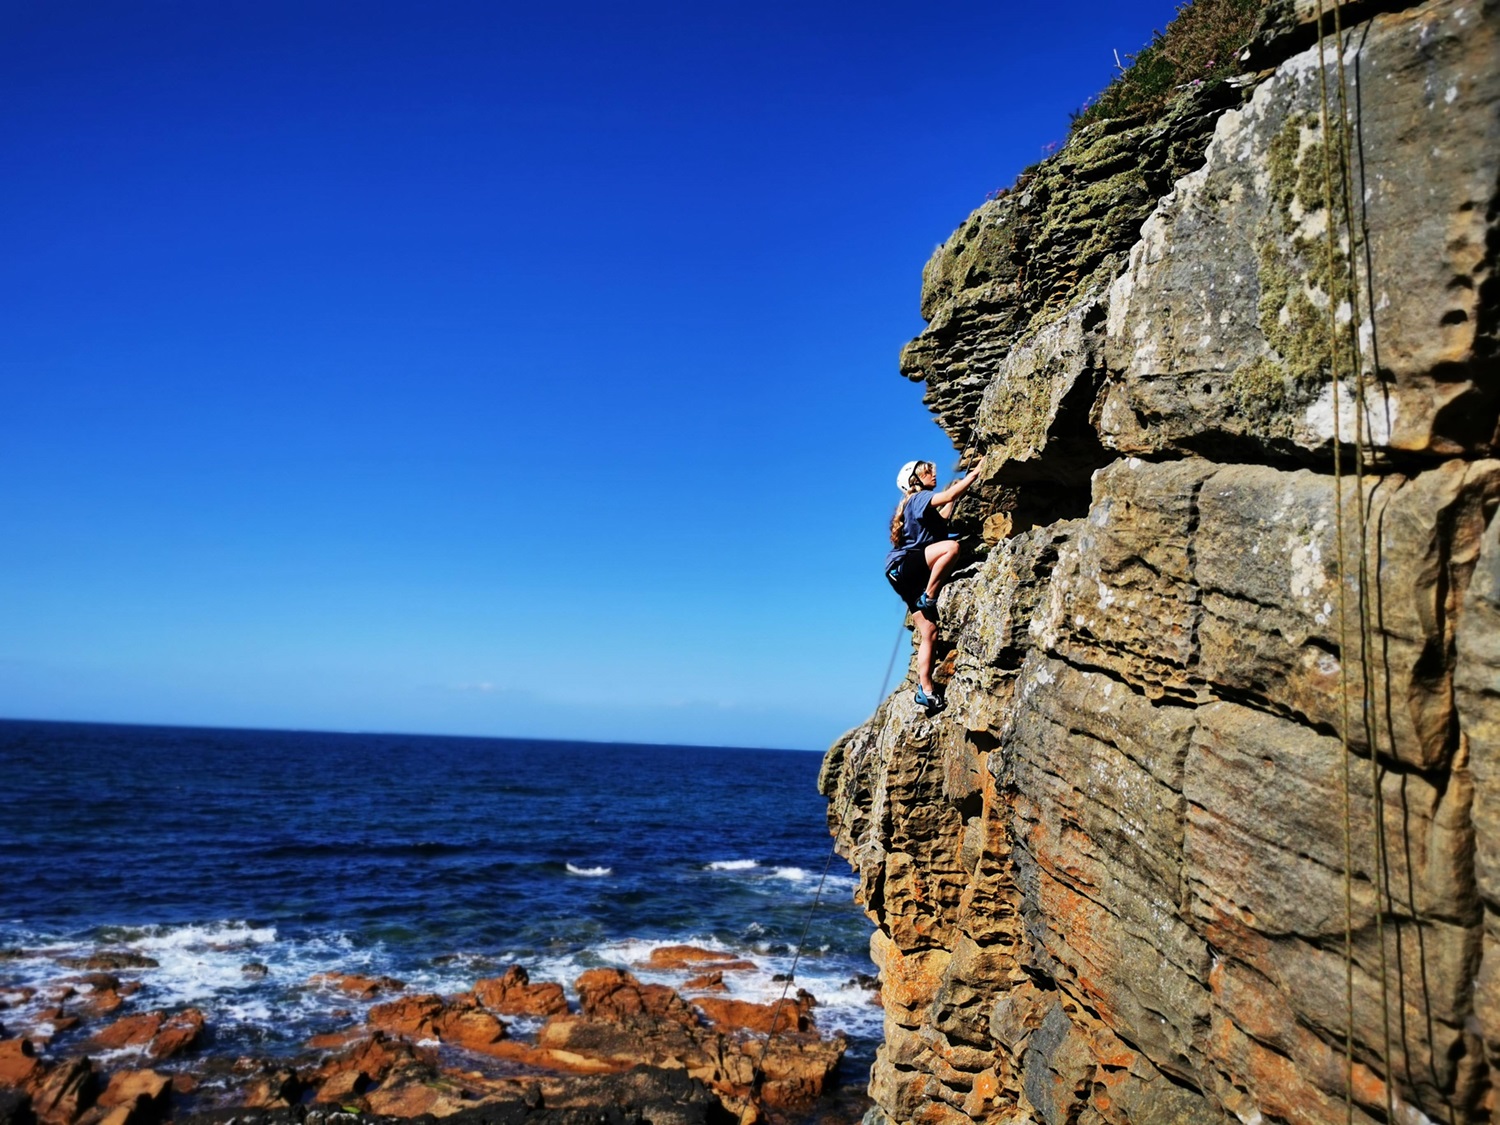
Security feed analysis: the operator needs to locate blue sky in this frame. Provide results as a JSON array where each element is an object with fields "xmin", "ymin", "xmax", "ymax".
[{"xmin": 2, "ymin": 0, "xmax": 1182, "ymax": 750}]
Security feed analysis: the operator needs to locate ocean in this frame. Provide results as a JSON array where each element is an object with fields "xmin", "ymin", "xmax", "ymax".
[{"xmin": 0, "ymin": 719, "xmax": 879, "ymax": 1086}]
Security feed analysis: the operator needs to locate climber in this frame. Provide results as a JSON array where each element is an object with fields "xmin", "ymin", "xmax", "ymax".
[{"xmin": 885, "ymin": 456, "xmax": 985, "ymax": 713}]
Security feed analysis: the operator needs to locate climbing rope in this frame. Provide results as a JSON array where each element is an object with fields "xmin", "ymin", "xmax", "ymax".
[
  {"xmin": 763, "ymin": 615, "xmax": 910, "ymax": 1045},
  {"xmin": 1313, "ymin": 1, "xmax": 1399, "ymax": 1119}
]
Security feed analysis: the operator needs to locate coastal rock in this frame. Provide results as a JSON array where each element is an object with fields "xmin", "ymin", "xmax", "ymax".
[
  {"xmin": 89, "ymin": 1016, "xmax": 161, "ymax": 1052},
  {"xmin": 53, "ymin": 956, "xmax": 155, "ymax": 974},
  {"xmin": 238, "ymin": 1066, "xmax": 301, "ymax": 1110},
  {"xmin": 29, "ymin": 1059, "xmax": 94, "ymax": 1125},
  {"xmin": 0, "ymin": 1041, "xmax": 41, "ymax": 1089},
  {"xmin": 1100, "ymin": 0, "xmax": 1500, "ymax": 459},
  {"xmin": 310, "ymin": 1031, "xmax": 415, "ymax": 1089},
  {"xmin": 825, "ymin": 0, "xmax": 1500, "ymax": 1121},
  {"xmin": 574, "ymin": 969, "xmax": 698, "ymax": 1026},
  {"xmin": 93, "ymin": 1070, "xmax": 169, "ymax": 1122},
  {"xmin": 145, "ymin": 1010, "xmax": 203, "ymax": 1060},
  {"xmin": 643, "ymin": 946, "xmax": 758, "ymax": 973},
  {"xmin": 366, "ymin": 993, "xmax": 506, "ymax": 1050},
  {"xmin": 472, "ymin": 966, "xmax": 568, "ymax": 1017},
  {"xmin": 307, "ymin": 972, "xmax": 405, "ymax": 999},
  {"xmin": 692, "ymin": 994, "xmax": 814, "ymax": 1035}
]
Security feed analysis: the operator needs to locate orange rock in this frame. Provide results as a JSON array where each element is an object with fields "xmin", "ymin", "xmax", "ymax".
[
  {"xmin": 694, "ymin": 995, "xmax": 814, "ymax": 1035},
  {"xmin": 307, "ymin": 972, "xmax": 405, "ymax": 999},
  {"xmin": 0, "ymin": 1038, "xmax": 42, "ymax": 1088},
  {"xmin": 310, "ymin": 1031, "xmax": 429, "ymax": 1106},
  {"xmin": 366, "ymin": 994, "xmax": 446, "ymax": 1038},
  {"xmin": 644, "ymin": 946, "xmax": 757, "ymax": 971},
  {"xmin": 77, "ymin": 991, "xmax": 123, "ymax": 1018},
  {"xmin": 91, "ymin": 1014, "xmax": 163, "ymax": 1050},
  {"xmin": 240, "ymin": 1067, "xmax": 301, "ymax": 1109},
  {"xmin": 96, "ymin": 1069, "xmax": 169, "ymax": 1112},
  {"xmin": 434, "ymin": 1008, "xmax": 506, "ymax": 1050},
  {"xmin": 30, "ymin": 1056, "xmax": 95, "ymax": 1125},
  {"xmin": 304, "ymin": 1028, "xmax": 364, "ymax": 1051},
  {"xmin": 574, "ymin": 969, "xmax": 698, "ymax": 1026},
  {"xmin": 310, "ymin": 1068, "xmax": 367, "ymax": 1105},
  {"xmin": 682, "ymin": 971, "xmax": 728, "ymax": 992},
  {"xmin": 146, "ymin": 1010, "xmax": 203, "ymax": 1059},
  {"xmin": 469, "ymin": 1036, "xmax": 619, "ymax": 1074},
  {"xmin": 472, "ymin": 966, "xmax": 568, "ymax": 1016}
]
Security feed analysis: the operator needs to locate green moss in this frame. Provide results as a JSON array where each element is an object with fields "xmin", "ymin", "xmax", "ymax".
[
  {"xmin": 1228, "ymin": 354, "xmax": 1294, "ymax": 436},
  {"xmin": 1251, "ymin": 109, "xmax": 1360, "ymax": 430}
]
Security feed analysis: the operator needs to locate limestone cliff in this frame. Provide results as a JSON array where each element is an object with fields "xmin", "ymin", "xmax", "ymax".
[{"xmin": 821, "ymin": 1, "xmax": 1500, "ymax": 1122}]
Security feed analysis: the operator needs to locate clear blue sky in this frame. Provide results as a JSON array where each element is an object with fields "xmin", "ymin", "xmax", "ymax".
[{"xmin": 2, "ymin": 0, "xmax": 1181, "ymax": 750}]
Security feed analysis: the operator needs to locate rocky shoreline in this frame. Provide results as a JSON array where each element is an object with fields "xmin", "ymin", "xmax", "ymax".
[{"xmin": 0, "ymin": 948, "xmax": 865, "ymax": 1125}]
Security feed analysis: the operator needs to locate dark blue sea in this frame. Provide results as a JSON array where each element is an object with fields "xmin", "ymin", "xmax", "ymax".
[{"xmin": 0, "ymin": 720, "xmax": 877, "ymax": 1081}]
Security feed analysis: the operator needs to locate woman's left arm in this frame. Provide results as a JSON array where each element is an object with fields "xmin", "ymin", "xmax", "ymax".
[{"xmin": 931, "ymin": 456, "xmax": 986, "ymax": 508}]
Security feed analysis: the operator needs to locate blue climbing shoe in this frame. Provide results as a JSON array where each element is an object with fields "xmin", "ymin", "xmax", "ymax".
[
  {"xmin": 915, "ymin": 591, "xmax": 938, "ymax": 618},
  {"xmin": 914, "ymin": 686, "xmax": 944, "ymax": 713}
]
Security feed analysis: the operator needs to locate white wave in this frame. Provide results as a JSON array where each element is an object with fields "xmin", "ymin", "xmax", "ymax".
[
  {"xmin": 772, "ymin": 866, "xmax": 809, "ymax": 882},
  {"xmin": 131, "ymin": 921, "xmax": 277, "ymax": 952},
  {"xmin": 705, "ymin": 859, "xmax": 759, "ymax": 871},
  {"xmin": 565, "ymin": 864, "xmax": 612, "ymax": 877}
]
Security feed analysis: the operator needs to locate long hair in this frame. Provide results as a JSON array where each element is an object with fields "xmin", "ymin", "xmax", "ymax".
[{"xmin": 889, "ymin": 462, "xmax": 932, "ymax": 546}]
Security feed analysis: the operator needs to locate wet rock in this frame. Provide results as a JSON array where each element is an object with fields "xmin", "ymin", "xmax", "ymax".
[
  {"xmin": 307, "ymin": 973, "xmax": 404, "ymax": 1000},
  {"xmin": 146, "ymin": 1009, "xmax": 203, "ymax": 1059},
  {"xmin": 641, "ymin": 947, "xmax": 757, "ymax": 973},
  {"xmin": 692, "ymin": 994, "xmax": 814, "ymax": 1035},
  {"xmin": 539, "ymin": 972, "xmax": 845, "ymax": 1114},
  {"xmin": 573, "ymin": 970, "xmax": 698, "ymax": 1027},
  {"xmin": 29, "ymin": 1058, "xmax": 94, "ymax": 1125},
  {"xmin": 0, "ymin": 1040, "xmax": 41, "ymax": 1089},
  {"xmin": 89, "ymin": 1016, "xmax": 162, "ymax": 1052},
  {"xmin": 365, "ymin": 993, "xmax": 506, "ymax": 1050},
  {"xmin": 238, "ymin": 1067, "xmax": 300, "ymax": 1110},
  {"xmin": 52, "ymin": 956, "xmax": 155, "ymax": 974},
  {"xmin": 681, "ymin": 971, "xmax": 727, "ymax": 993},
  {"xmin": 239, "ymin": 964, "xmax": 268, "ymax": 980},
  {"xmin": 94, "ymin": 1070, "xmax": 169, "ymax": 1121},
  {"xmin": 471, "ymin": 966, "xmax": 567, "ymax": 1017}
]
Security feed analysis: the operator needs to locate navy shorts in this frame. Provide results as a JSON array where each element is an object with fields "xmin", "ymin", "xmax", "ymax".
[{"xmin": 885, "ymin": 550, "xmax": 929, "ymax": 612}]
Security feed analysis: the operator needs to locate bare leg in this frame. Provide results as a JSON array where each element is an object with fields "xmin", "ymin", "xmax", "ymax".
[
  {"xmin": 914, "ymin": 613, "xmax": 937, "ymax": 696},
  {"xmin": 923, "ymin": 539, "xmax": 961, "ymax": 598}
]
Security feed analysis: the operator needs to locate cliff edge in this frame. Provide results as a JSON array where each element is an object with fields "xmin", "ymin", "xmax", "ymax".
[{"xmin": 821, "ymin": 0, "xmax": 1500, "ymax": 1122}]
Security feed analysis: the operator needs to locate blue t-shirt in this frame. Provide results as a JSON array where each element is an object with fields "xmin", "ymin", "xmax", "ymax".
[{"xmin": 884, "ymin": 490, "xmax": 947, "ymax": 571}]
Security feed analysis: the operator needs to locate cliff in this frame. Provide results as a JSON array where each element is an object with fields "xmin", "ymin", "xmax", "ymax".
[{"xmin": 820, "ymin": 1, "xmax": 1500, "ymax": 1122}]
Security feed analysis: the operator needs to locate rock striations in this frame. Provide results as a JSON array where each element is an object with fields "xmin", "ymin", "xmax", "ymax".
[{"xmin": 821, "ymin": 1, "xmax": 1499, "ymax": 1123}]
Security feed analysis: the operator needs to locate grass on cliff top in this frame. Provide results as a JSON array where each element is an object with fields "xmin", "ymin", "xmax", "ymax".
[{"xmin": 1069, "ymin": 0, "xmax": 1264, "ymax": 132}]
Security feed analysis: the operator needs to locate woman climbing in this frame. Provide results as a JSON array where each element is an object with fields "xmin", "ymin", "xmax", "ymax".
[{"xmin": 884, "ymin": 457, "xmax": 985, "ymax": 713}]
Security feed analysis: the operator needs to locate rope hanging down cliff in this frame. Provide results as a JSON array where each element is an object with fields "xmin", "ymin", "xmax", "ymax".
[{"xmin": 1313, "ymin": 1, "xmax": 1402, "ymax": 1119}]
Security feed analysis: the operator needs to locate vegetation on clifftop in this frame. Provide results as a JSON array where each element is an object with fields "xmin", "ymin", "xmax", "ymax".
[{"xmin": 1070, "ymin": 0, "xmax": 1264, "ymax": 131}]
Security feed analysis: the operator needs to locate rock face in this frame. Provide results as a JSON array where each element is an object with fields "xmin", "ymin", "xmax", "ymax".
[{"xmin": 822, "ymin": 2, "xmax": 1500, "ymax": 1123}]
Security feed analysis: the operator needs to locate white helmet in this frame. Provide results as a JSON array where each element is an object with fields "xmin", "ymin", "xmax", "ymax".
[{"xmin": 896, "ymin": 460, "xmax": 924, "ymax": 492}]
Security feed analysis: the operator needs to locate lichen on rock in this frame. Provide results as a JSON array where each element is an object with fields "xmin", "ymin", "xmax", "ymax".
[{"xmin": 826, "ymin": 0, "xmax": 1500, "ymax": 1121}]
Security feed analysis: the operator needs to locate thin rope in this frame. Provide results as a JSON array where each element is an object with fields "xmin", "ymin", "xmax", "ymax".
[
  {"xmin": 1315, "ymin": 4, "xmax": 1397, "ymax": 1117},
  {"xmin": 1325, "ymin": 4, "xmax": 1398, "ymax": 1117},
  {"xmin": 1314, "ymin": 9, "xmax": 1357, "ymax": 1118},
  {"xmin": 765, "ymin": 615, "xmax": 909, "ymax": 1043}
]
